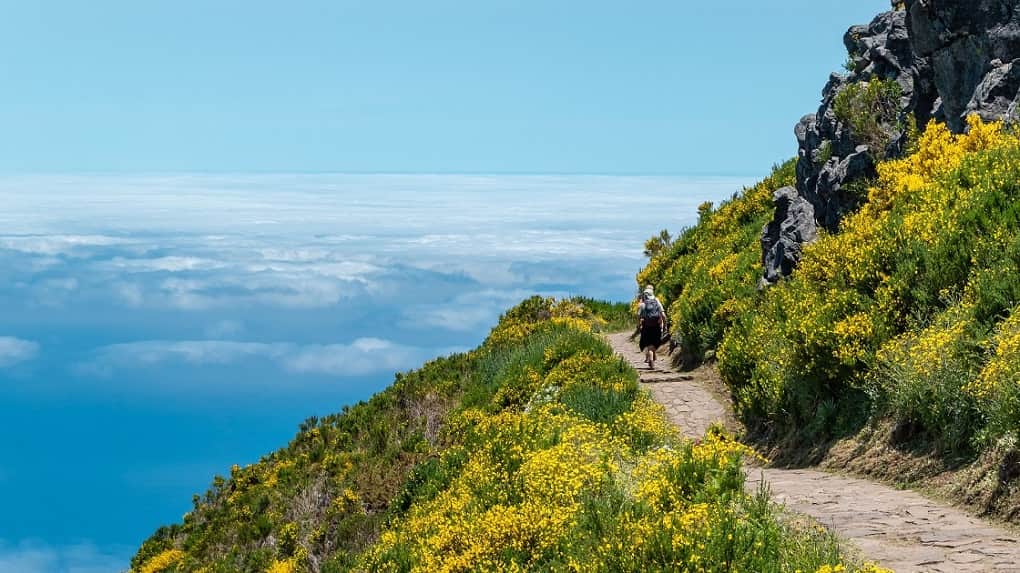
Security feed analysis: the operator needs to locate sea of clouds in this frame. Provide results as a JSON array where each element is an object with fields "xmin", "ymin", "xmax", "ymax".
[{"xmin": 0, "ymin": 173, "xmax": 751, "ymax": 571}]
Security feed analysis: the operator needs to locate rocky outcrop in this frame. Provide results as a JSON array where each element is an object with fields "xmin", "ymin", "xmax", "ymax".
[
  {"xmin": 907, "ymin": 0, "xmax": 1020, "ymax": 131},
  {"xmin": 790, "ymin": 9, "xmax": 926, "ymax": 237},
  {"xmin": 967, "ymin": 58, "xmax": 1020, "ymax": 123},
  {"xmin": 761, "ymin": 187, "xmax": 818, "ymax": 285},
  {"xmin": 762, "ymin": 0, "xmax": 1020, "ymax": 284}
]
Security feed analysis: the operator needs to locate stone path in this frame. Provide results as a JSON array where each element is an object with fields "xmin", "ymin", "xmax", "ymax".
[{"xmin": 607, "ymin": 332, "xmax": 1020, "ymax": 573}]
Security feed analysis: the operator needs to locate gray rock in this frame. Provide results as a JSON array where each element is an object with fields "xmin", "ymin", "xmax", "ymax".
[
  {"xmin": 931, "ymin": 35, "xmax": 995, "ymax": 131},
  {"xmin": 792, "ymin": 8, "xmax": 913, "ymax": 237},
  {"xmin": 815, "ymin": 147, "xmax": 875, "ymax": 230},
  {"xmin": 907, "ymin": 0, "xmax": 1020, "ymax": 130},
  {"xmin": 761, "ymin": 187, "xmax": 818, "ymax": 285},
  {"xmin": 966, "ymin": 58, "xmax": 1020, "ymax": 123}
]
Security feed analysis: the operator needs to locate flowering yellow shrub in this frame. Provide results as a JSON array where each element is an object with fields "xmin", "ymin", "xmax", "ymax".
[
  {"xmin": 972, "ymin": 309, "xmax": 1020, "ymax": 399},
  {"xmin": 967, "ymin": 307, "xmax": 1020, "ymax": 437},
  {"xmin": 612, "ymin": 392, "xmax": 677, "ymax": 447},
  {"xmin": 361, "ymin": 404, "xmax": 607, "ymax": 571},
  {"xmin": 362, "ymin": 323, "xmax": 862, "ymax": 573},
  {"xmin": 714, "ymin": 116, "xmax": 1020, "ymax": 446},
  {"xmin": 266, "ymin": 557, "xmax": 298, "ymax": 573},
  {"xmin": 486, "ymin": 297, "xmax": 600, "ymax": 348},
  {"xmin": 137, "ymin": 549, "xmax": 184, "ymax": 573},
  {"xmin": 633, "ymin": 432, "xmax": 755, "ymax": 512},
  {"xmin": 131, "ymin": 298, "xmax": 872, "ymax": 571},
  {"xmin": 878, "ymin": 298, "xmax": 975, "ymax": 373}
]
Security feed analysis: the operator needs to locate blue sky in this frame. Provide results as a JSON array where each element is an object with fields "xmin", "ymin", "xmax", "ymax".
[{"xmin": 1, "ymin": 1, "xmax": 887, "ymax": 174}]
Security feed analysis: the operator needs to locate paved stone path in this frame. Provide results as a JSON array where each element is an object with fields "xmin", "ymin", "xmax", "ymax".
[{"xmin": 607, "ymin": 332, "xmax": 1020, "ymax": 573}]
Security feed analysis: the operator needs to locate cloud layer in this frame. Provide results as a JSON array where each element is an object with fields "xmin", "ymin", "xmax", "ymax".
[
  {"xmin": 79, "ymin": 338, "xmax": 458, "ymax": 379},
  {"xmin": 0, "ymin": 175, "xmax": 750, "ymax": 342},
  {"xmin": 0, "ymin": 173, "xmax": 752, "ymax": 571},
  {"xmin": 0, "ymin": 337, "xmax": 39, "ymax": 367},
  {"xmin": 0, "ymin": 540, "xmax": 128, "ymax": 573}
]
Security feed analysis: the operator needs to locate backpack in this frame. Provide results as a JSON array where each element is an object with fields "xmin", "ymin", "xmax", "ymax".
[{"xmin": 640, "ymin": 297, "xmax": 663, "ymax": 319}]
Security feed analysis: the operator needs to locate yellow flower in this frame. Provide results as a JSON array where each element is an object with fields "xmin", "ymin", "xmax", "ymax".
[{"xmin": 137, "ymin": 549, "xmax": 185, "ymax": 573}]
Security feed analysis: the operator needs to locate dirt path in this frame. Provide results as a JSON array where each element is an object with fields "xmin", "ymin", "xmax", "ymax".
[{"xmin": 607, "ymin": 332, "xmax": 1020, "ymax": 573}]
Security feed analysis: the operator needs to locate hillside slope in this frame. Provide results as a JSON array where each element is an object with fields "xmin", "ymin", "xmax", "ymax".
[
  {"xmin": 132, "ymin": 298, "xmax": 883, "ymax": 572},
  {"xmin": 636, "ymin": 0, "xmax": 1020, "ymax": 524},
  {"xmin": 641, "ymin": 116, "xmax": 1020, "ymax": 520}
]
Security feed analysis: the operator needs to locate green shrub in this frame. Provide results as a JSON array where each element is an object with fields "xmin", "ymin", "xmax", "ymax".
[
  {"xmin": 832, "ymin": 78, "xmax": 903, "ymax": 159},
  {"xmin": 873, "ymin": 308, "xmax": 985, "ymax": 454}
]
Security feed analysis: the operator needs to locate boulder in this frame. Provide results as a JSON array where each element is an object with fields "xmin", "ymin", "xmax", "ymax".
[
  {"xmin": 761, "ymin": 187, "xmax": 818, "ymax": 285},
  {"xmin": 907, "ymin": 0, "xmax": 1020, "ymax": 130},
  {"xmin": 966, "ymin": 58, "xmax": 1020, "ymax": 123}
]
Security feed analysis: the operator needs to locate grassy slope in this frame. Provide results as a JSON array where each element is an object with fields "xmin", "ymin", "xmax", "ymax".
[
  {"xmin": 132, "ymin": 297, "xmax": 880, "ymax": 573},
  {"xmin": 638, "ymin": 117, "xmax": 1020, "ymax": 521}
]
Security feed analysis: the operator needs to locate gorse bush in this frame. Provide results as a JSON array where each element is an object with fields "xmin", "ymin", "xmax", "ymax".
[
  {"xmin": 971, "ymin": 309, "xmax": 1020, "ymax": 441},
  {"xmin": 132, "ymin": 297, "xmax": 880, "ymax": 572},
  {"xmin": 643, "ymin": 229, "xmax": 674, "ymax": 258},
  {"xmin": 874, "ymin": 307, "xmax": 984, "ymax": 452},
  {"xmin": 721, "ymin": 117, "xmax": 1020, "ymax": 451},
  {"xmin": 357, "ymin": 307, "xmax": 877, "ymax": 573}
]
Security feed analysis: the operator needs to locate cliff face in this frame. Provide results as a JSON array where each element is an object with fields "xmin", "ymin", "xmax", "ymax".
[{"xmin": 763, "ymin": 0, "xmax": 1020, "ymax": 283}]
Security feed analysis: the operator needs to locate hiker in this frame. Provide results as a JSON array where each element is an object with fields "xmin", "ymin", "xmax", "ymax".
[{"xmin": 637, "ymin": 285, "xmax": 665, "ymax": 369}]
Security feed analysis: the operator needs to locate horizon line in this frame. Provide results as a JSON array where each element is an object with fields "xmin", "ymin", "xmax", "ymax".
[{"xmin": 0, "ymin": 169, "xmax": 766, "ymax": 179}]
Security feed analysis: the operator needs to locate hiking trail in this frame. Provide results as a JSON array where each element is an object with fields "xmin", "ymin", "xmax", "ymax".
[{"xmin": 607, "ymin": 332, "xmax": 1020, "ymax": 573}]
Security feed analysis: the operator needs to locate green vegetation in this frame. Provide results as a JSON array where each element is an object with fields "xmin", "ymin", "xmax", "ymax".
[
  {"xmin": 642, "ymin": 229, "xmax": 674, "ymax": 258},
  {"xmin": 130, "ymin": 75, "xmax": 1020, "ymax": 573},
  {"xmin": 641, "ymin": 116, "xmax": 1020, "ymax": 465},
  {"xmin": 132, "ymin": 297, "xmax": 879, "ymax": 572},
  {"xmin": 832, "ymin": 78, "xmax": 903, "ymax": 159},
  {"xmin": 637, "ymin": 159, "xmax": 797, "ymax": 361}
]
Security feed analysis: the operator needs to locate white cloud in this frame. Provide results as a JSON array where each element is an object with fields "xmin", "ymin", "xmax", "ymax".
[
  {"xmin": 27, "ymin": 278, "xmax": 80, "ymax": 307},
  {"xmin": 204, "ymin": 319, "xmax": 245, "ymax": 339},
  {"xmin": 78, "ymin": 338, "xmax": 452, "ymax": 380},
  {"xmin": 0, "ymin": 235, "xmax": 135, "ymax": 257},
  {"xmin": 404, "ymin": 289, "xmax": 537, "ymax": 332},
  {"xmin": 0, "ymin": 337, "xmax": 39, "ymax": 368},
  {"xmin": 0, "ymin": 540, "xmax": 128, "ymax": 573},
  {"xmin": 114, "ymin": 283, "xmax": 144, "ymax": 307},
  {"xmin": 113, "ymin": 270, "xmax": 369, "ymax": 311},
  {"xmin": 88, "ymin": 340, "xmax": 273, "ymax": 370},
  {"xmin": 0, "ymin": 173, "xmax": 747, "ymax": 315},
  {"xmin": 284, "ymin": 338, "xmax": 432, "ymax": 376},
  {"xmin": 100, "ymin": 256, "xmax": 225, "ymax": 273},
  {"xmin": 413, "ymin": 305, "xmax": 499, "ymax": 332}
]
